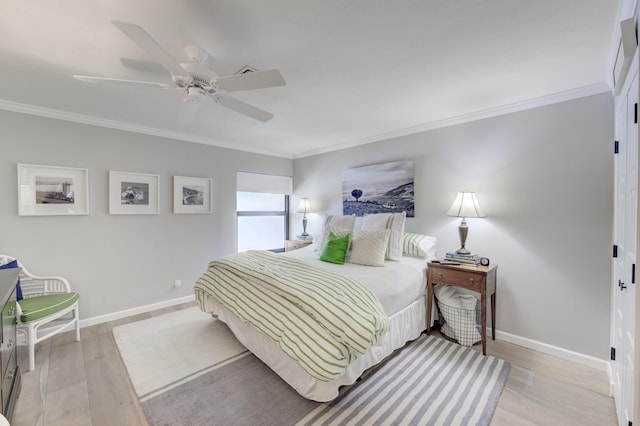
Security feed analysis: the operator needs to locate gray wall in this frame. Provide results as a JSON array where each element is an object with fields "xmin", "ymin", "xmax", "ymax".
[
  {"xmin": 0, "ymin": 111, "xmax": 291, "ymax": 319},
  {"xmin": 292, "ymin": 93, "xmax": 614, "ymax": 359},
  {"xmin": 1, "ymin": 92, "xmax": 614, "ymax": 360}
]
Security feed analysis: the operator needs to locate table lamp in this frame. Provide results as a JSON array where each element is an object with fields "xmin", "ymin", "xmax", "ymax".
[
  {"xmin": 447, "ymin": 191, "xmax": 485, "ymax": 254},
  {"xmin": 296, "ymin": 197, "xmax": 312, "ymax": 239}
]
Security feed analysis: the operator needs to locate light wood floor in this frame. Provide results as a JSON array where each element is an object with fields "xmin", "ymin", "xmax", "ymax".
[{"xmin": 11, "ymin": 302, "xmax": 617, "ymax": 426}]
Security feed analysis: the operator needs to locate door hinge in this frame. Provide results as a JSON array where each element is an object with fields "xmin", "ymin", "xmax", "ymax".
[
  {"xmin": 628, "ymin": 421, "xmax": 632, "ymax": 426},
  {"xmin": 633, "ymin": 264, "xmax": 636, "ymax": 284},
  {"xmin": 613, "ymin": 245, "xmax": 618, "ymax": 258},
  {"xmin": 611, "ymin": 347, "xmax": 616, "ymax": 360},
  {"xmin": 615, "ymin": 140, "xmax": 619, "ymax": 153},
  {"xmin": 635, "ymin": 103, "xmax": 638, "ymax": 124}
]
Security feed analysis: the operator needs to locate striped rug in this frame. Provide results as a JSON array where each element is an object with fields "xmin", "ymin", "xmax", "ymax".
[
  {"xmin": 116, "ymin": 308, "xmax": 509, "ymax": 426},
  {"xmin": 297, "ymin": 335, "xmax": 510, "ymax": 426}
]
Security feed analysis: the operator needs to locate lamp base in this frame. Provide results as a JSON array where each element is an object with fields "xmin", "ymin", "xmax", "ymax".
[
  {"xmin": 298, "ymin": 216, "xmax": 310, "ymax": 241},
  {"xmin": 456, "ymin": 218, "xmax": 470, "ymax": 255}
]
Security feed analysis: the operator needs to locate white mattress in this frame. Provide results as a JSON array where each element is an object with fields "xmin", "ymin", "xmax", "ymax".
[
  {"xmin": 199, "ymin": 247, "xmax": 430, "ymax": 401},
  {"xmin": 284, "ymin": 245, "xmax": 427, "ymax": 316}
]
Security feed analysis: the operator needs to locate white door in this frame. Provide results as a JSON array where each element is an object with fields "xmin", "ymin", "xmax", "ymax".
[
  {"xmin": 622, "ymin": 72, "xmax": 638, "ymax": 426},
  {"xmin": 612, "ymin": 75, "xmax": 629, "ymax": 424},
  {"xmin": 612, "ymin": 70, "xmax": 638, "ymax": 426}
]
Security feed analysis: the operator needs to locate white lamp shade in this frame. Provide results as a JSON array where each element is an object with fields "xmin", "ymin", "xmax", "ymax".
[
  {"xmin": 296, "ymin": 198, "xmax": 312, "ymax": 213},
  {"xmin": 447, "ymin": 192, "xmax": 485, "ymax": 218}
]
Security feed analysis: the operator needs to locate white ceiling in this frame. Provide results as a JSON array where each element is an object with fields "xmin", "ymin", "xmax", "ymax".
[{"xmin": 0, "ymin": 1, "xmax": 618, "ymax": 158}]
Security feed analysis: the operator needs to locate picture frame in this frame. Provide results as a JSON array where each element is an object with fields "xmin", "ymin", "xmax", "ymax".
[
  {"xmin": 173, "ymin": 176, "xmax": 212, "ymax": 214},
  {"xmin": 17, "ymin": 163, "xmax": 89, "ymax": 216},
  {"xmin": 109, "ymin": 171, "xmax": 160, "ymax": 215},
  {"xmin": 342, "ymin": 160, "xmax": 415, "ymax": 217}
]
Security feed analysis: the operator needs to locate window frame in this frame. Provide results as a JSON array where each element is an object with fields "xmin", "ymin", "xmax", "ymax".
[{"xmin": 236, "ymin": 193, "xmax": 290, "ymax": 252}]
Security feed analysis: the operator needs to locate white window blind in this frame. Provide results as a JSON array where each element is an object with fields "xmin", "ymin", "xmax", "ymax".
[
  {"xmin": 236, "ymin": 171, "xmax": 291, "ymax": 253},
  {"xmin": 236, "ymin": 171, "xmax": 291, "ymax": 194}
]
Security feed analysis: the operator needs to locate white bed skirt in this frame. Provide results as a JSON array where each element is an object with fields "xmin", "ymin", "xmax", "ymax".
[{"xmin": 200, "ymin": 294, "xmax": 427, "ymax": 402}]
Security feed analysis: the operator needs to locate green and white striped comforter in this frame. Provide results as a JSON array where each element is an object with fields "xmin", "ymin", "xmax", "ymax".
[{"xmin": 194, "ymin": 250, "xmax": 389, "ymax": 381}]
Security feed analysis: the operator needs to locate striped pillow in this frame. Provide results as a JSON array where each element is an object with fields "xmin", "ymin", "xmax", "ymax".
[{"xmin": 402, "ymin": 232, "xmax": 438, "ymax": 259}]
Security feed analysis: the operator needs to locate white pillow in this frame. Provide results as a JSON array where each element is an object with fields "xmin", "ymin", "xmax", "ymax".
[
  {"xmin": 347, "ymin": 229, "xmax": 390, "ymax": 267},
  {"xmin": 402, "ymin": 232, "xmax": 437, "ymax": 259},
  {"xmin": 361, "ymin": 212, "xmax": 406, "ymax": 261},
  {"xmin": 361, "ymin": 213, "xmax": 391, "ymax": 229},
  {"xmin": 314, "ymin": 215, "xmax": 356, "ymax": 251},
  {"xmin": 326, "ymin": 214, "xmax": 356, "ymax": 229}
]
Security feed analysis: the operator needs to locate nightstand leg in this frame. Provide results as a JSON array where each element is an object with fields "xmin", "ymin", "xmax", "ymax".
[
  {"xmin": 426, "ymin": 276, "xmax": 433, "ymax": 335},
  {"xmin": 481, "ymin": 291, "xmax": 487, "ymax": 355},
  {"xmin": 491, "ymin": 293, "xmax": 496, "ymax": 340},
  {"xmin": 481, "ymin": 325, "xmax": 487, "ymax": 355}
]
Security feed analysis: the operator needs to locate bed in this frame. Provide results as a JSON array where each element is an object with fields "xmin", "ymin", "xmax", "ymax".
[{"xmin": 195, "ymin": 214, "xmax": 437, "ymax": 402}]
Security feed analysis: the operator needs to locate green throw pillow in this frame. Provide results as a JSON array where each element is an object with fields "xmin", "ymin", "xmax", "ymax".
[{"xmin": 319, "ymin": 232, "xmax": 350, "ymax": 265}]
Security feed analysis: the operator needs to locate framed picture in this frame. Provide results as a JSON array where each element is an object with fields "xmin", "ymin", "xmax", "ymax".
[
  {"xmin": 109, "ymin": 171, "xmax": 160, "ymax": 215},
  {"xmin": 173, "ymin": 176, "xmax": 212, "ymax": 214},
  {"xmin": 342, "ymin": 160, "xmax": 415, "ymax": 217},
  {"xmin": 17, "ymin": 163, "xmax": 89, "ymax": 216}
]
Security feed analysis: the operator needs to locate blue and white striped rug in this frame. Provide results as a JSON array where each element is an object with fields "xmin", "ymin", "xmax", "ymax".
[{"xmin": 297, "ymin": 334, "xmax": 510, "ymax": 426}]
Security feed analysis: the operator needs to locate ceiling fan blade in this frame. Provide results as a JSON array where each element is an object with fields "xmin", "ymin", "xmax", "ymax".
[
  {"xmin": 216, "ymin": 95, "xmax": 274, "ymax": 122},
  {"xmin": 120, "ymin": 57, "xmax": 168, "ymax": 75},
  {"xmin": 73, "ymin": 75, "xmax": 171, "ymax": 89},
  {"xmin": 216, "ymin": 69, "xmax": 285, "ymax": 92},
  {"xmin": 111, "ymin": 20, "xmax": 188, "ymax": 78}
]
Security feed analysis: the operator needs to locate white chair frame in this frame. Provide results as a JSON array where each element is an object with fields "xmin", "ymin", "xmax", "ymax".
[{"xmin": 0, "ymin": 256, "xmax": 80, "ymax": 371}]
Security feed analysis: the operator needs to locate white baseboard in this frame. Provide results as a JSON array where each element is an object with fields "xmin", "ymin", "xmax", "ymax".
[
  {"xmin": 608, "ymin": 363, "xmax": 615, "ymax": 398},
  {"xmin": 79, "ymin": 295, "xmax": 195, "ymax": 328},
  {"xmin": 494, "ymin": 328, "xmax": 609, "ymax": 372}
]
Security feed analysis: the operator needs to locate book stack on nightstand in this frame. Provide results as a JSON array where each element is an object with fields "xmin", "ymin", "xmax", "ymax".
[{"xmin": 443, "ymin": 252, "xmax": 481, "ymax": 265}]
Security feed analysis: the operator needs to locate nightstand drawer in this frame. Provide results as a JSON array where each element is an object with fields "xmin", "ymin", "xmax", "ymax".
[{"xmin": 432, "ymin": 269, "xmax": 483, "ymax": 291}]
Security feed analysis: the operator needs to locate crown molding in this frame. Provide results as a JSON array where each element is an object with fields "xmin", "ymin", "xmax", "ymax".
[
  {"xmin": 0, "ymin": 82, "xmax": 611, "ymax": 161},
  {"xmin": 293, "ymin": 82, "xmax": 612, "ymax": 159},
  {"xmin": 0, "ymin": 99, "xmax": 293, "ymax": 159}
]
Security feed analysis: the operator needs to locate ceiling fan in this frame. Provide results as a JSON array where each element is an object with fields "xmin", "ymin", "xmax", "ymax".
[{"xmin": 74, "ymin": 20, "xmax": 285, "ymax": 122}]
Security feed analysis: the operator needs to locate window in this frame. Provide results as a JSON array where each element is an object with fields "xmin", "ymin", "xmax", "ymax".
[{"xmin": 236, "ymin": 172, "xmax": 291, "ymax": 253}]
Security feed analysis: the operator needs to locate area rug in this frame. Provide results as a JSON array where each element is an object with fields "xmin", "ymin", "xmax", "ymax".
[
  {"xmin": 112, "ymin": 306, "xmax": 248, "ymax": 400},
  {"xmin": 114, "ymin": 307, "xmax": 510, "ymax": 426}
]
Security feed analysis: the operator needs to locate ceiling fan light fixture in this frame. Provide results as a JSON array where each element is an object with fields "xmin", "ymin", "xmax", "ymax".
[{"xmin": 184, "ymin": 86, "xmax": 205, "ymax": 102}]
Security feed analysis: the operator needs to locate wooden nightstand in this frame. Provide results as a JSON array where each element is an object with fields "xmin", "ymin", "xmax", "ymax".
[
  {"xmin": 426, "ymin": 262, "xmax": 498, "ymax": 355},
  {"xmin": 285, "ymin": 239, "xmax": 313, "ymax": 252}
]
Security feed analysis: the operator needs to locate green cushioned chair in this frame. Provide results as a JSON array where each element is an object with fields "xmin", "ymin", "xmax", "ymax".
[{"xmin": 0, "ymin": 255, "xmax": 80, "ymax": 371}]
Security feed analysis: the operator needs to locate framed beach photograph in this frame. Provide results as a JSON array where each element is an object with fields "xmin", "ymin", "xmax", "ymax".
[
  {"xmin": 173, "ymin": 176, "xmax": 212, "ymax": 214},
  {"xmin": 17, "ymin": 163, "xmax": 89, "ymax": 216},
  {"xmin": 109, "ymin": 171, "xmax": 160, "ymax": 215}
]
